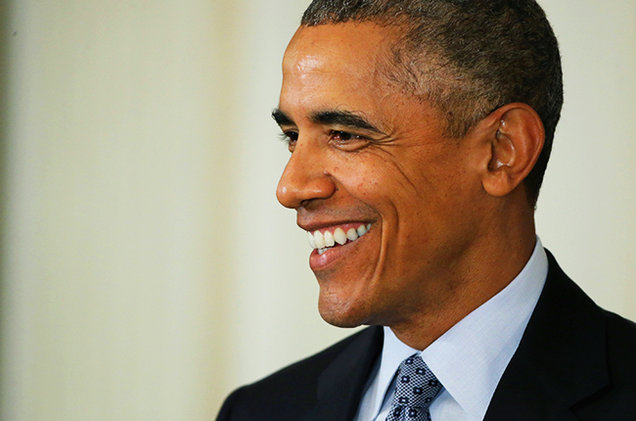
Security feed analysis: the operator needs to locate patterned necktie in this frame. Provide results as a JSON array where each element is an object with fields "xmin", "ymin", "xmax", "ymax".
[{"xmin": 385, "ymin": 354, "xmax": 443, "ymax": 421}]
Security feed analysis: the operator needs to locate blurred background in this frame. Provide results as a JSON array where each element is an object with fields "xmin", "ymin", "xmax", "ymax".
[{"xmin": 0, "ymin": 0, "xmax": 634, "ymax": 420}]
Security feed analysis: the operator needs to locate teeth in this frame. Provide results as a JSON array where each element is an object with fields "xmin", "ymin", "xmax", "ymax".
[
  {"xmin": 307, "ymin": 231, "xmax": 316, "ymax": 249},
  {"xmin": 313, "ymin": 231, "xmax": 326, "ymax": 249},
  {"xmin": 308, "ymin": 224, "xmax": 372, "ymax": 250},
  {"xmin": 323, "ymin": 230, "xmax": 335, "ymax": 247},
  {"xmin": 334, "ymin": 228, "xmax": 347, "ymax": 245}
]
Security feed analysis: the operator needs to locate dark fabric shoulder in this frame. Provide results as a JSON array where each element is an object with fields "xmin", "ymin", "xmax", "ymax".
[
  {"xmin": 604, "ymin": 310, "xmax": 636, "ymax": 391},
  {"xmin": 572, "ymin": 310, "xmax": 636, "ymax": 420},
  {"xmin": 486, "ymin": 251, "xmax": 636, "ymax": 421},
  {"xmin": 605, "ymin": 310, "xmax": 636, "ymax": 351},
  {"xmin": 215, "ymin": 326, "xmax": 382, "ymax": 421}
]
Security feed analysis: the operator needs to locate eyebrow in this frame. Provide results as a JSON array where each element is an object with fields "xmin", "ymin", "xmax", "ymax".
[
  {"xmin": 271, "ymin": 109, "xmax": 294, "ymax": 126},
  {"xmin": 272, "ymin": 108, "xmax": 385, "ymax": 135}
]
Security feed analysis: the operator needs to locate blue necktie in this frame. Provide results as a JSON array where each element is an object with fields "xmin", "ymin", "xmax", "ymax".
[{"xmin": 385, "ymin": 354, "xmax": 443, "ymax": 421}]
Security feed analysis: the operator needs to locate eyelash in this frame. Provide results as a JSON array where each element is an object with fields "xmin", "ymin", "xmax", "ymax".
[
  {"xmin": 278, "ymin": 130, "xmax": 367, "ymax": 148},
  {"xmin": 329, "ymin": 130, "xmax": 367, "ymax": 143},
  {"xmin": 279, "ymin": 131, "xmax": 298, "ymax": 145}
]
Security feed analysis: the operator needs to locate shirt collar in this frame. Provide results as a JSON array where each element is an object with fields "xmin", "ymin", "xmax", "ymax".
[{"xmin": 376, "ymin": 239, "xmax": 548, "ymax": 419}]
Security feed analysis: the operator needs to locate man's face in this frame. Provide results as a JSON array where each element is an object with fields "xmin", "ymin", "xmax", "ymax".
[{"xmin": 275, "ymin": 23, "xmax": 488, "ymax": 328}]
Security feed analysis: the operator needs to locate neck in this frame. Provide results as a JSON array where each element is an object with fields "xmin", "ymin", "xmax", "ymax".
[{"xmin": 390, "ymin": 202, "xmax": 537, "ymax": 350}]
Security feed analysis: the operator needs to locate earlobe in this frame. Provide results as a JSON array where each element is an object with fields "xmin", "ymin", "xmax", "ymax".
[{"xmin": 482, "ymin": 104, "xmax": 545, "ymax": 197}]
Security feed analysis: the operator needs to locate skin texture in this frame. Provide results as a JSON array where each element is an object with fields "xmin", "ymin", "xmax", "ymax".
[{"xmin": 275, "ymin": 22, "xmax": 543, "ymax": 349}]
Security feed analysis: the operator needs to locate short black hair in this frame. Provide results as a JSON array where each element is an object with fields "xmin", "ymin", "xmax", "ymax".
[{"xmin": 301, "ymin": 0, "xmax": 563, "ymax": 206}]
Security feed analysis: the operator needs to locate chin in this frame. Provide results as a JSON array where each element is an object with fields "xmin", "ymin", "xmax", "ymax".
[{"xmin": 317, "ymin": 293, "xmax": 373, "ymax": 328}]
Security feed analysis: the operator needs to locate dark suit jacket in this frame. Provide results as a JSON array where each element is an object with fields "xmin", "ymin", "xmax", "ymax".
[{"xmin": 217, "ymin": 252, "xmax": 636, "ymax": 420}]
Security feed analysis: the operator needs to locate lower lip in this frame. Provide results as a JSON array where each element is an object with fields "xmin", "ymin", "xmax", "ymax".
[{"xmin": 308, "ymin": 232, "xmax": 367, "ymax": 271}]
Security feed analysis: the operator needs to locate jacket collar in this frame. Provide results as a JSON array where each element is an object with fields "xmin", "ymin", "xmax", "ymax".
[
  {"xmin": 485, "ymin": 251, "xmax": 608, "ymax": 420},
  {"xmin": 302, "ymin": 252, "xmax": 609, "ymax": 421},
  {"xmin": 306, "ymin": 326, "xmax": 383, "ymax": 421}
]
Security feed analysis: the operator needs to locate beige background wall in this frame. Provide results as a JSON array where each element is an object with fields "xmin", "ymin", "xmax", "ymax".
[{"xmin": 1, "ymin": 1, "xmax": 634, "ymax": 420}]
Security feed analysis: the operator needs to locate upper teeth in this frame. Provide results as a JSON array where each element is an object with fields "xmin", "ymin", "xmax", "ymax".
[{"xmin": 308, "ymin": 224, "xmax": 371, "ymax": 251}]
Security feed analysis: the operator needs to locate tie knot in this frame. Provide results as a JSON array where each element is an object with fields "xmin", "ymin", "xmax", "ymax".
[{"xmin": 386, "ymin": 354, "xmax": 443, "ymax": 420}]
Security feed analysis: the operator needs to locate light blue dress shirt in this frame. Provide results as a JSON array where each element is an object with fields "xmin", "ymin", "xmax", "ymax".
[{"xmin": 354, "ymin": 240, "xmax": 548, "ymax": 421}]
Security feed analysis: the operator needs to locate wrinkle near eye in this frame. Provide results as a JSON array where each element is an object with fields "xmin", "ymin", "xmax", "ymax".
[{"xmin": 360, "ymin": 147, "xmax": 431, "ymax": 198}]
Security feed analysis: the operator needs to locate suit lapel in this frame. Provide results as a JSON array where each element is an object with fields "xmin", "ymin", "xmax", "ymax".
[
  {"xmin": 305, "ymin": 326, "xmax": 383, "ymax": 421},
  {"xmin": 485, "ymin": 251, "xmax": 609, "ymax": 421}
]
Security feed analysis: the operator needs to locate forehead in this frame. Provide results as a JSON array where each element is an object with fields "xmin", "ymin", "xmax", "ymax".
[
  {"xmin": 283, "ymin": 22, "xmax": 392, "ymax": 71},
  {"xmin": 278, "ymin": 22, "xmax": 447, "ymax": 137},
  {"xmin": 280, "ymin": 23, "xmax": 397, "ymax": 111}
]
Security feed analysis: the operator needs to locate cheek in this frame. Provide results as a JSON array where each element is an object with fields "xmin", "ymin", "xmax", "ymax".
[
  {"xmin": 329, "ymin": 154, "xmax": 425, "ymax": 221},
  {"xmin": 328, "ymin": 147, "xmax": 469, "ymax": 224},
  {"xmin": 330, "ymin": 158, "xmax": 381, "ymax": 198}
]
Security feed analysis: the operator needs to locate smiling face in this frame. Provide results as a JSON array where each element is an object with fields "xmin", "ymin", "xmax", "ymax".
[{"xmin": 275, "ymin": 23, "xmax": 492, "ymax": 329}]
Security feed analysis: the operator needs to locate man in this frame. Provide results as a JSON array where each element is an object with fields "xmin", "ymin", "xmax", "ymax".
[{"xmin": 217, "ymin": 1, "xmax": 636, "ymax": 420}]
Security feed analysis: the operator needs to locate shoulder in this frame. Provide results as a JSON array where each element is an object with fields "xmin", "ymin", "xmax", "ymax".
[
  {"xmin": 487, "ymin": 251, "xmax": 636, "ymax": 419},
  {"xmin": 216, "ymin": 326, "xmax": 382, "ymax": 421},
  {"xmin": 605, "ymin": 309, "xmax": 636, "ymax": 347},
  {"xmin": 603, "ymin": 310, "xmax": 636, "ymax": 382},
  {"xmin": 537, "ymin": 252, "xmax": 636, "ymax": 415},
  {"xmin": 574, "ymin": 309, "xmax": 636, "ymax": 419},
  {"xmin": 545, "ymin": 250, "xmax": 636, "ymax": 371}
]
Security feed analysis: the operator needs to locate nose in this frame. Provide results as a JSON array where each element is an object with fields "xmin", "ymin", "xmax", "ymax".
[{"xmin": 276, "ymin": 141, "xmax": 336, "ymax": 209}]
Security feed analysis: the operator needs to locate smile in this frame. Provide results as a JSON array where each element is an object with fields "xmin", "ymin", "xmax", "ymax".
[{"xmin": 307, "ymin": 223, "xmax": 372, "ymax": 255}]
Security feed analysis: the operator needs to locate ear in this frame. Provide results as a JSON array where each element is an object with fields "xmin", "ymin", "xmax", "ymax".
[{"xmin": 479, "ymin": 103, "xmax": 545, "ymax": 197}]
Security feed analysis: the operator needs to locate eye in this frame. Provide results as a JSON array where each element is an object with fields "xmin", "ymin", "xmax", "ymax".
[
  {"xmin": 279, "ymin": 131, "xmax": 298, "ymax": 151},
  {"xmin": 329, "ymin": 130, "xmax": 369, "ymax": 150}
]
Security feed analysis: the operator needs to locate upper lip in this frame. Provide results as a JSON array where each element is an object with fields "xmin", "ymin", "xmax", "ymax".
[{"xmin": 298, "ymin": 218, "xmax": 373, "ymax": 232}]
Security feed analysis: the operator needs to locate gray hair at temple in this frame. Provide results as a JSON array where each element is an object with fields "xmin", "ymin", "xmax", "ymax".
[{"xmin": 301, "ymin": 0, "xmax": 563, "ymax": 206}]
